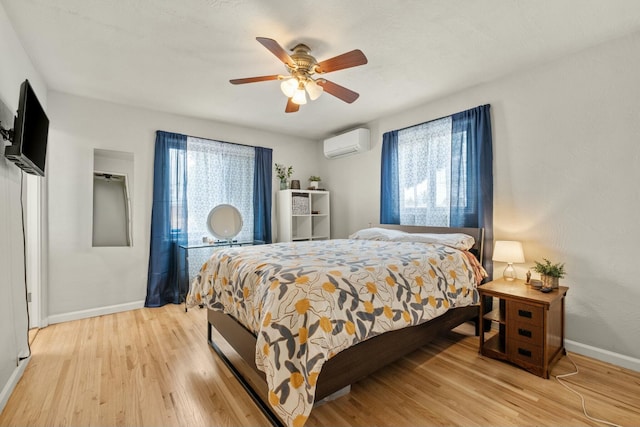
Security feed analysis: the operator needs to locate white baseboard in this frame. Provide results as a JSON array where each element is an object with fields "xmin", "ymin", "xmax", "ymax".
[
  {"xmin": 565, "ymin": 339, "xmax": 640, "ymax": 373},
  {"xmin": 0, "ymin": 357, "xmax": 30, "ymax": 414},
  {"xmin": 48, "ymin": 300, "xmax": 145, "ymax": 324}
]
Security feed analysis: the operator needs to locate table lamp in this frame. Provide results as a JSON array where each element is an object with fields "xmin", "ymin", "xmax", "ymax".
[{"xmin": 492, "ymin": 240, "xmax": 525, "ymax": 281}]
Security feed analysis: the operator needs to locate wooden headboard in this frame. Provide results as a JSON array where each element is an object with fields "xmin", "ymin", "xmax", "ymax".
[{"xmin": 376, "ymin": 224, "xmax": 485, "ymax": 263}]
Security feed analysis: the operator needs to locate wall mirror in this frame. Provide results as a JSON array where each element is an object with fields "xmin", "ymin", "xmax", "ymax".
[
  {"xmin": 207, "ymin": 204, "xmax": 243, "ymax": 241},
  {"xmin": 92, "ymin": 149, "xmax": 134, "ymax": 247}
]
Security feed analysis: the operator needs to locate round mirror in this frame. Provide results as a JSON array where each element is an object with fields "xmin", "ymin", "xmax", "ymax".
[{"xmin": 207, "ymin": 204, "xmax": 243, "ymax": 240}]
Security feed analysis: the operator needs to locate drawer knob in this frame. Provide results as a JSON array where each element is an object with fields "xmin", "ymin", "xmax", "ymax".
[
  {"xmin": 518, "ymin": 348, "xmax": 532, "ymax": 358},
  {"xmin": 518, "ymin": 328, "xmax": 532, "ymax": 338},
  {"xmin": 518, "ymin": 309, "xmax": 533, "ymax": 318}
]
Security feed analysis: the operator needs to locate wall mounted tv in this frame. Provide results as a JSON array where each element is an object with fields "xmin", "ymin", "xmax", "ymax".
[{"xmin": 3, "ymin": 79, "xmax": 49, "ymax": 177}]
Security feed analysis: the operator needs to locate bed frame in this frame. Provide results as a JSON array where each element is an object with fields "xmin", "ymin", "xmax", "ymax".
[{"xmin": 206, "ymin": 225, "xmax": 485, "ymax": 426}]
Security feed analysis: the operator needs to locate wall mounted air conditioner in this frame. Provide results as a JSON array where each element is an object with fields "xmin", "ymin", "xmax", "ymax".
[{"xmin": 323, "ymin": 128, "xmax": 370, "ymax": 159}]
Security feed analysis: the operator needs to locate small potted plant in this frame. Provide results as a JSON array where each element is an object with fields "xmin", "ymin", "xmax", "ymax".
[
  {"xmin": 308, "ymin": 175, "xmax": 321, "ymax": 189},
  {"xmin": 275, "ymin": 163, "xmax": 293, "ymax": 190},
  {"xmin": 532, "ymin": 258, "xmax": 566, "ymax": 290}
]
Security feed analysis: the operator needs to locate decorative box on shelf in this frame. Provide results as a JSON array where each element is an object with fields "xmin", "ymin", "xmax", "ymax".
[{"xmin": 292, "ymin": 193, "xmax": 310, "ymax": 215}]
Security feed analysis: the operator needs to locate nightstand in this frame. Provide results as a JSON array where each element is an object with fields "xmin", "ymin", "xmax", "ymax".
[{"xmin": 478, "ymin": 278, "xmax": 568, "ymax": 378}]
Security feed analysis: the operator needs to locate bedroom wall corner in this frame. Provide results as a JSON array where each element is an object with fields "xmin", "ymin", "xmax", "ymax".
[{"xmin": 318, "ymin": 121, "xmax": 383, "ymax": 239}]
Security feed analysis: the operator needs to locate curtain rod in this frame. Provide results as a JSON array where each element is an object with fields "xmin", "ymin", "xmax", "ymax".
[
  {"xmin": 387, "ymin": 103, "xmax": 490, "ymax": 133},
  {"xmin": 159, "ymin": 129, "xmax": 271, "ymax": 151}
]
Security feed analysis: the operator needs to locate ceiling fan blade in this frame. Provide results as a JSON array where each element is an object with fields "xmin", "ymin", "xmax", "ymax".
[
  {"xmin": 315, "ymin": 49, "xmax": 368, "ymax": 74},
  {"xmin": 285, "ymin": 98, "xmax": 299, "ymax": 113},
  {"xmin": 230, "ymin": 75, "xmax": 280, "ymax": 84},
  {"xmin": 317, "ymin": 79, "xmax": 359, "ymax": 103},
  {"xmin": 256, "ymin": 37, "xmax": 295, "ymax": 68}
]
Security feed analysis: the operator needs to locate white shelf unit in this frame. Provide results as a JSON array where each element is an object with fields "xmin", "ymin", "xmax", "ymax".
[{"xmin": 277, "ymin": 190, "xmax": 330, "ymax": 242}]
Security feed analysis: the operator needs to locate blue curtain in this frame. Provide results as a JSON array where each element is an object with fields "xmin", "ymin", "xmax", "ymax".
[
  {"xmin": 253, "ymin": 146, "xmax": 273, "ymax": 243},
  {"xmin": 145, "ymin": 131, "xmax": 188, "ymax": 307},
  {"xmin": 380, "ymin": 130, "xmax": 399, "ymax": 224},
  {"xmin": 451, "ymin": 104, "xmax": 493, "ymax": 278}
]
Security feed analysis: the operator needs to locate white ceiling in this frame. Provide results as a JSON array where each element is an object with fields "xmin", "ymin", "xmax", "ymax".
[{"xmin": 3, "ymin": 0, "xmax": 640, "ymax": 140}]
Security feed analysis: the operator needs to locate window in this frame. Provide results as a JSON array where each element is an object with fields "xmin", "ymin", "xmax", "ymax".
[
  {"xmin": 185, "ymin": 136, "xmax": 255, "ymax": 243},
  {"xmin": 169, "ymin": 137, "xmax": 256, "ymax": 280},
  {"xmin": 380, "ymin": 105, "xmax": 493, "ymax": 231},
  {"xmin": 397, "ymin": 116, "xmax": 467, "ymax": 226},
  {"xmin": 168, "ymin": 138, "xmax": 255, "ymax": 240},
  {"xmin": 379, "ymin": 104, "xmax": 492, "ymax": 276},
  {"xmin": 147, "ymin": 130, "xmax": 272, "ymax": 307}
]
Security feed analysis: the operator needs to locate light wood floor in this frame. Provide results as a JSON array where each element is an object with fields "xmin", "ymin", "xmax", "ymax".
[{"xmin": 1, "ymin": 304, "xmax": 639, "ymax": 427}]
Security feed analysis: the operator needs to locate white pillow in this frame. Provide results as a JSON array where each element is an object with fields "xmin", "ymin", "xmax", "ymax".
[
  {"xmin": 349, "ymin": 228, "xmax": 475, "ymax": 251},
  {"xmin": 348, "ymin": 227, "xmax": 407, "ymax": 241},
  {"xmin": 391, "ymin": 232, "xmax": 475, "ymax": 251}
]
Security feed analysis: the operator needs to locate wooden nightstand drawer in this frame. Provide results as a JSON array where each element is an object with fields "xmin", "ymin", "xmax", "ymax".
[
  {"xmin": 508, "ymin": 341, "xmax": 543, "ymax": 366},
  {"xmin": 508, "ymin": 322, "xmax": 544, "ymax": 347},
  {"xmin": 509, "ymin": 302, "xmax": 543, "ymax": 327}
]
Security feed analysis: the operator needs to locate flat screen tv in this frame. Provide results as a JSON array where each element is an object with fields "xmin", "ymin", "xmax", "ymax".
[{"xmin": 4, "ymin": 79, "xmax": 49, "ymax": 176}]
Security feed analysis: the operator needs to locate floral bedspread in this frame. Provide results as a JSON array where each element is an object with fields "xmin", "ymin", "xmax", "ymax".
[{"xmin": 187, "ymin": 239, "xmax": 482, "ymax": 427}]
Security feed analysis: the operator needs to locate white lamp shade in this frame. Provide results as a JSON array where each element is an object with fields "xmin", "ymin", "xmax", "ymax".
[
  {"xmin": 305, "ymin": 79, "xmax": 323, "ymax": 100},
  {"xmin": 280, "ymin": 78, "xmax": 298, "ymax": 97},
  {"xmin": 291, "ymin": 87, "xmax": 307, "ymax": 105},
  {"xmin": 492, "ymin": 240, "xmax": 525, "ymax": 263}
]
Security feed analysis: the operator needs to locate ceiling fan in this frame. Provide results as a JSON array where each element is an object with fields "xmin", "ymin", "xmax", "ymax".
[{"xmin": 230, "ymin": 37, "xmax": 368, "ymax": 113}]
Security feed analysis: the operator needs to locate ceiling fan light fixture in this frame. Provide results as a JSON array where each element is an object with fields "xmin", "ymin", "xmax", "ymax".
[
  {"xmin": 231, "ymin": 37, "xmax": 368, "ymax": 113},
  {"xmin": 305, "ymin": 79, "xmax": 323, "ymax": 101},
  {"xmin": 280, "ymin": 78, "xmax": 298, "ymax": 98},
  {"xmin": 292, "ymin": 86, "xmax": 307, "ymax": 105}
]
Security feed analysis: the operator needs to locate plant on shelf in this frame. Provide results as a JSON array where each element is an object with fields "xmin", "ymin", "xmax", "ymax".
[
  {"xmin": 532, "ymin": 258, "xmax": 566, "ymax": 289},
  {"xmin": 308, "ymin": 175, "xmax": 321, "ymax": 189},
  {"xmin": 275, "ymin": 163, "xmax": 293, "ymax": 190}
]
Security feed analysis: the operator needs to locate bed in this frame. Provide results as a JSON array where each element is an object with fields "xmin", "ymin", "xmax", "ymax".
[{"xmin": 187, "ymin": 225, "xmax": 487, "ymax": 427}]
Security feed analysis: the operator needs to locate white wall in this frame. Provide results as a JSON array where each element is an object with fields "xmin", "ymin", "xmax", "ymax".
[
  {"xmin": 321, "ymin": 31, "xmax": 640, "ymax": 370},
  {"xmin": 46, "ymin": 91, "xmax": 317, "ymax": 321},
  {"xmin": 0, "ymin": 1, "xmax": 47, "ymax": 410}
]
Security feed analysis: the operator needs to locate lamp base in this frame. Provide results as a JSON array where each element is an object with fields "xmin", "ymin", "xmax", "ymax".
[{"xmin": 503, "ymin": 263, "xmax": 517, "ymax": 281}]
